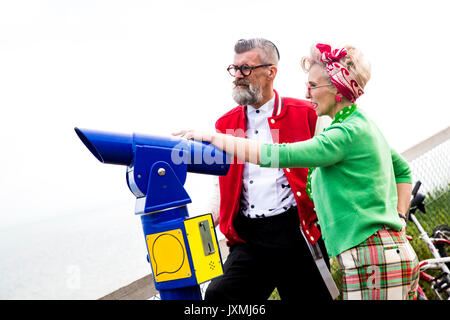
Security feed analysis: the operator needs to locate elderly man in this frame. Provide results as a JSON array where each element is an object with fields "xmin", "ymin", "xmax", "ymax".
[{"xmin": 204, "ymin": 38, "xmax": 331, "ymax": 301}]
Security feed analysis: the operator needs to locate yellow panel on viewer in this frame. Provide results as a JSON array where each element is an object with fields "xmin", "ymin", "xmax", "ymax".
[
  {"xmin": 184, "ymin": 214, "xmax": 223, "ymax": 284},
  {"xmin": 146, "ymin": 229, "xmax": 192, "ymax": 283}
]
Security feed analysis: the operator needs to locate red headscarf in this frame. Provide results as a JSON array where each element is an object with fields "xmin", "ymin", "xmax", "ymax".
[{"xmin": 316, "ymin": 43, "xmax": 364, "ymax": 102}]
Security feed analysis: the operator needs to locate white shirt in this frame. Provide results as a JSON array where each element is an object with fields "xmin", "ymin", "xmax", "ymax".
[{"xmin": 240, "ymin": 95, "xmax": 297, "ymax": 218}]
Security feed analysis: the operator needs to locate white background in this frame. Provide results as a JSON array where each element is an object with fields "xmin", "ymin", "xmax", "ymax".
[{"xmin": 0, "ymin": 0, "xmax": 448, "ymax": 299}]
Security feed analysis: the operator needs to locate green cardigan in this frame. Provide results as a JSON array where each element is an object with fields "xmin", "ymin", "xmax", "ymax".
[{"xmin": 260, "ymin": 108, "xmax": 411, "ymax": 257}]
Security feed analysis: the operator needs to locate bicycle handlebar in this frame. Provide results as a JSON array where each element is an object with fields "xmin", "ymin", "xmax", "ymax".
[
  {"xmin": 419, "ymin": 257, "xmax": 450, "ymax": 270},
  {"xmin": 409, "ymin": 180, "xmax": 426, "ymax": 217},
  {"xmin": 412, "ymin": 180, "xmax": 421, "ymax": 197}
]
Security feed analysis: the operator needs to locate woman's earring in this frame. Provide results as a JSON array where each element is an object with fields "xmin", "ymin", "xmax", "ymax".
[{"xmin": 335, "ymin": 95, "xmax": 342, "ymax": 103}]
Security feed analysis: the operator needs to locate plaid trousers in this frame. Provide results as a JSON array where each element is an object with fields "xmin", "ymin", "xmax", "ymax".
[{"xmin": 335, "ymin": 228, "xmax": 420, "ymax": 300}]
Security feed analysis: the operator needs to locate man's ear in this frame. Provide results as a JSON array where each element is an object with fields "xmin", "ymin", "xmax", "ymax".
[{"xmin": 268, "ymin": 65, "xmax": 277, "ymax": 80}]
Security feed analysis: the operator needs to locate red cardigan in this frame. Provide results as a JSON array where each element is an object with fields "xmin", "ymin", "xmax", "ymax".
[{"xmin": 215, "ymin": 90, "xmax": 322, "ymax": 246}]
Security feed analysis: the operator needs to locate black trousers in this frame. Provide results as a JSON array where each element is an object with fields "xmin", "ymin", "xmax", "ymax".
[{"xmin": 205, "ymin": 207, "xmax": 331, "ymax": 301}]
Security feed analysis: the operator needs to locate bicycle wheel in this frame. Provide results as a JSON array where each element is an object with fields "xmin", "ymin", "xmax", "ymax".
[{"xmin": 432, "ymin": 225, "xmax": 450, "ymax": 268}]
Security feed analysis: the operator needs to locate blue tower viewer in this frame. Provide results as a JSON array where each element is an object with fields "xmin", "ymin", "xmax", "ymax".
[{"xmin": 75, "ymin": 127, "xmax": 230, "ymax": 300}]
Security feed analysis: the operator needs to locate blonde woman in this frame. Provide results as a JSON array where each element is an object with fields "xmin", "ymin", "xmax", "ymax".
[{"xmin": 174, "ymin": 43, "xmax": 419, "ymax": 300}]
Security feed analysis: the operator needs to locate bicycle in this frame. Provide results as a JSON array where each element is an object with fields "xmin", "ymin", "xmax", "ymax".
[{"xmin": 407, "ymin": 180, "xmax": 450, "ymax": 300}]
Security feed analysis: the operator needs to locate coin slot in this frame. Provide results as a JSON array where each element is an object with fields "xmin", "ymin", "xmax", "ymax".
[{"xmin": 198, "ymin": 220, "xmax": 215, "ymax": 256}]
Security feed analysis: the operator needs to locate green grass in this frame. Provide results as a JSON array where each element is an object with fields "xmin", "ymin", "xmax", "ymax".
[
  {"xmin": 269, "ymin": 288, "xmax": 280, "ymax": 300},
  {"xmin": 404, "ymin": 186, "xmax": 450, "ymax": 300}
]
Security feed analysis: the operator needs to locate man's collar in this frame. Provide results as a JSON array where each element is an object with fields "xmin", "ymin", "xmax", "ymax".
[{"xmin": 247, "ymin": 94, "xmax": 275, "ymax": 115}]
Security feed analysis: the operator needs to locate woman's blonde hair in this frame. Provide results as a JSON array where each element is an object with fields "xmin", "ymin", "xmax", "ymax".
[{"xmin": 301, "ymin": 43, "xmax": 371, "ymax": 90}]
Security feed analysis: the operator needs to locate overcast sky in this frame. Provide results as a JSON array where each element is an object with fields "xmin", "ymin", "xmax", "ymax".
[{"xmin": 0, "ymin": 0, "xmax": 449, "ymax": 229}]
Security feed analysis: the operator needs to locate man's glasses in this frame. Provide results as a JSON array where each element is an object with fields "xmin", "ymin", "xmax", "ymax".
[{"xmin": 227, "ymin": 64, "xmax": 273, "ymax": 77}]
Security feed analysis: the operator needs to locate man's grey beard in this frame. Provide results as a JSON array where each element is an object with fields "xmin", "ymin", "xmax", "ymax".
[{"xmin": 232, "ymin": 82, "xmax": 263, "ymax": 106}]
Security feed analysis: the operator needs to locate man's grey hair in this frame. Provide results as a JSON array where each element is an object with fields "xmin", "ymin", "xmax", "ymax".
[{"xmin": 234, "ymin": 38, "xmax": 280, "ymax": 66}]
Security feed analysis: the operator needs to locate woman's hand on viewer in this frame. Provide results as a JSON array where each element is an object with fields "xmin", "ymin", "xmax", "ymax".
[{"xmin": 172, "ymin": 130, "xmax": 215, "ymax": 143}]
